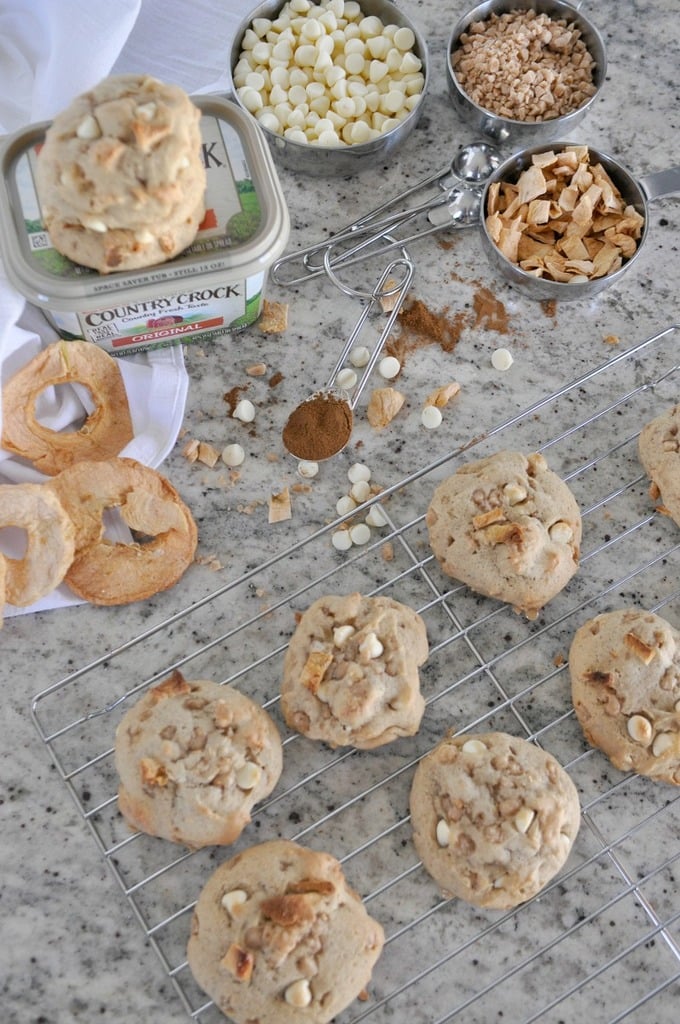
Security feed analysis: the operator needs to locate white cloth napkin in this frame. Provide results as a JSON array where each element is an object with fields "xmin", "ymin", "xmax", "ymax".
[{"xmin": 0, "ymin": 0, "xmax": 193, "ymax": 616}]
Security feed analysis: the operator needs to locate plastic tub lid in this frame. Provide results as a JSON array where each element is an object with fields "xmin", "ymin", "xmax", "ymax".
[{"xmin": 0, "ymin": 94, "xmax": 290, "ymax": 312}]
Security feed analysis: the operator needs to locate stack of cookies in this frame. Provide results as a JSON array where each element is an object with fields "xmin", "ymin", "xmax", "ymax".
[{"xmin": 36, "ymin": 73, "xmax": 206, "ymax": 273}]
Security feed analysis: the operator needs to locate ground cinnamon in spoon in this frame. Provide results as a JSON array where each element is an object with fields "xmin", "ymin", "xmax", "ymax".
[{"xmin": 282, "ymin": 390, "xmax": 353, "ymax": 461}]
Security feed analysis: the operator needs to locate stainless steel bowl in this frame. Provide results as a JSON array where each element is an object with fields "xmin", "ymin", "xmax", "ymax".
[
  {"xmin": 229, "ymin": 0, "xmax": 429, "ymax": 177},
  {"xmin": 446, "ymin": 0, "xmax": 606, "ymax": 147},
  {"xmin": 479, "ymin": 142, "xmax": 680, "ymax": 301}
]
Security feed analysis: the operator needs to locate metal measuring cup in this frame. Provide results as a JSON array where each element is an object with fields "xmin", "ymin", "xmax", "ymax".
[
  {"xmin": 479, "ymin": 142, "xmax": 680, "ymax": 301},
  {"xmin": 446, "ymin": 0, "xmax": 607, "ymax": 146}
]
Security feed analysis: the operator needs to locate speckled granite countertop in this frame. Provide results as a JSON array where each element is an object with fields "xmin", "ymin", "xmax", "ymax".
[{"xmin": 3, "ymin": 2, "xmax": 680, "ymax": 1023}]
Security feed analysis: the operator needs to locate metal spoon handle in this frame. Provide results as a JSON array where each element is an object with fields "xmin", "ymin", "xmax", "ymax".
[{"xmin": 638, "ymin": 166, "xmax": 680, "ymax": 202}]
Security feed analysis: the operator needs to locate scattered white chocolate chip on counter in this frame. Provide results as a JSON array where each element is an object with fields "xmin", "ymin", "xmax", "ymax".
[
  {"xmin": 297, "ymin": 460, "xmax": 319, "ymax": 478},
  {"xmin": 233, "ymin": 398, "xmax": 256, "ymax": 422},
  {"xmin": 222, "ymin": 443, "xmax": 245, "ymax": 467},
  {"xmin": 348, "ymin": 462, "xmax": 371, "ymax": 484},
  {"xmin": 350, "ymin": 479, "xmax": 371, "ymax": 503},
  {"xmin": 491, "ymin": 347, "xmax": 514, "ymax": 371},
  {"xmin": 378, "ymin": 355, "xmax": 401, "ymax": 379},
  {"xmin": 336, "ymin": 494, "xmax": 357, "ymax": 516},
  {"xmin": 366, "ymin": 504, "xmax": 388, "ymax": 527},
  {"xmin": 332, "ymin": 528, "xmax": 353, "ymax": 551},
  {"xmin": 349, "ymin": 522, "xmax": 371, "ymax": 545},
  {"xmin": 421, "ymin": 405, "xmax": 443, "ymax": 430}
]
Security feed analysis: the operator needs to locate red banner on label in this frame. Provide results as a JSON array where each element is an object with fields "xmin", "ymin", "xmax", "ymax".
[{"xmin": 113, "ymin": 317, "xmax": 225, "ymax": 348}]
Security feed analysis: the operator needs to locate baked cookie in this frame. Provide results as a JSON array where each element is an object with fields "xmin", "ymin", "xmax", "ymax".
[
  {"xmin": 114, "ymin": 672, "xmax": 283, "ymax": 847},
  {"xmin": 280, "ymin": 593, "xmax": 428, "ymax": 749},
  {"xmin": 426, "ymin": 450, "xmax": 582, "ymax": 618},
  {"xmin": 638, "ymin": 404, "xmax": 680, "ymax": 527},
  {"xmin": 36, "ymin": 73, "xmax": 206, "ymax": 272},
  {"xmin": 187, "ymin": 839, "xmax": 384, "ymax": 1024},
  {"xmin": 569, "ymin": 608, "xmax": 680, "ymax": 784},
  {"xmin": 409, "ymin": 731, "xmax": 580, "ymax": 909}
]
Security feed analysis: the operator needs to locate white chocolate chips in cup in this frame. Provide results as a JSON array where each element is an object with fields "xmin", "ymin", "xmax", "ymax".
[{"xmin": 234, "ymin": 0, "xmax": 425, "ymax": 149}]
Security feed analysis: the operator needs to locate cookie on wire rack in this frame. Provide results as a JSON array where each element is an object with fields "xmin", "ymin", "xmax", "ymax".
[
  {"xmin": 426, "ymin": 450, "xmax": 582, "ymax": 619},
  {"xmin": 280, "ymin": 592, "xmax": 428, "ymax": 749},
  {"xmin": 187, "ymin": 839, "xmax": 384, "ymax": 1024},
  {"xmin": 638, "ymin": 403, "xmax": 680, "ymax": 527},
  {"xmin": 569, "ymin": 607, "xmax": 680, "ymax": 784},
  {"xmin": 114, "ymin": 671, "xmax": 283, "ymax": 848},
  {"xmin": 409, "ymin": 731, "xmax": 581, "ymax": 909}
]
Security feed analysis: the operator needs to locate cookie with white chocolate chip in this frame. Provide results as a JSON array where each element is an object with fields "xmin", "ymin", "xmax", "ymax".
[
  {"xmin": 638, "ymin": 404, "xmax": 680, "ymax": 527},
  {"xmin": 36, "ymin": 73, "xmax": 206, "ymax": 272},
  {"xmin": 426, "ymin": 450, "xmax": 582, "ymax": 619},
  {"xmin": 114, "ymin": 672, "xmax": 282, "ymax": 848},
  {"xmin": 187, "ymin": 839, "xmax": 384, "ymax": 1024},
  {"xmin": 569, "ymin": 608, "xmax": 680, "ymax": 784},
  {"xmin": 409, "ymin": 731, "xmax": 581, "ymax": 909},
  {"xmin": 280, "ymin": 593, "xmax": 428, "ymax": 749}
]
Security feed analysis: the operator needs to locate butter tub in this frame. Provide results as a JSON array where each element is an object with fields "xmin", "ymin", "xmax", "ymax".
[{"xmin": 0, "ymin": 94, "xmax": 290, "ymax": 355}]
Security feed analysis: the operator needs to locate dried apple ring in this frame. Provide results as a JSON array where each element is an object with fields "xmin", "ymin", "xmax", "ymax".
[
  {"xmin": 1, "ymin": 340, "xmax": 134, "ymax": 475},
  {"xmin": 0, "ymin": 483, "xmax": 76, "ymax": 610},
  {"xmin": 48, "ymin": 457, "xmax": 197, "ymax": 605}
]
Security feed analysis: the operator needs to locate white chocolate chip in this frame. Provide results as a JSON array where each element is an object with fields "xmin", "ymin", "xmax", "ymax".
[
  {"xmin": 236, "ymin": 762, "xmax": 262, "ymax": 790},
  {"xmin": 233, "ymin": 399, "xmax": 256, "ymax": 422},
  {"xmin": 332, "ymin": 529, "xmax": 352, "ymax": 551},
  {"xmin": 348, "ymin": 463, "xmax": 371, "ymax": 484},
  {"xmin": 297, "ymin": 460, "xmax": 319, "ymax": 478},
  {"xmin": 349, "ymin": 345, "xmax": 370, "ymax": 367},
  {"xmin": 135, "ymin": 102, "xmax": 157, "ymax": 120},
  {"xmin": 349, "ymin": 522, "xmax": 371, "ymax": 545},
  {"xmin": 626, "ymin": 714, "xmax": 653, "ymax": 745},
  {"xmin": 461, "ymin": 738, "xmax": 487, "ymax": 755},
  {"xmin": 336, "ymin": 494, "xmax": 357, "ymax": 516},
  {"xmin": 359, "ymin": 631, "xmax": 383, "ymax": 659},
  {"xmin": 514, "ymin": 806, "xmax": 536, "ymax": 834},
  {"xmin": 333, "ymin": 624, "xmax": 356, "ymax": 647},
  {"xmin": 135, "ymin": 228, "xmax": 155, "ymax": 244},
  {"xmin": 221, "ymin": 889, "xmax": 248, "ymax": 917},
  {"xmin": 436, "ymin": 818, "xmax": 450, "ymax": 847},
  {"xmin": 549, "ymin": 521, "xmax": 573, "ymax": 544},
  {"xmin": 336, "ymin": 367, "xmax": 357, "ymax": 389},
  {"xmin": 652, "ymin": 732, "xmax": 674, "ymax": 757},
  {"xmin": 503, "ymin": 482, "xmax": 527, "ymax": 505},
  {"xmin": 80, "ymin": 216, "xmax": 108, "ymax": 233},
  {"xmin": 222, "ymin": 443, "xmax": 245, "ymax": 467},
  {"xmin": 285, "ymin": 979, "xmax": 312, "ymax": 1008},
  {"xmin": 366, "ymin": 504, "xmax": 387, "ymax": 527},
  {"xmin": 76, "ymin": 114, "xmax": 101, "ymax": 139},
  {"xmin": 421, "ymin": 405, "xmax": 443, "ymax": 430},
  {"xmin": 350, "ymin": 479, "xmax": 371, "ymax": 503},
  {"xmin": 378, "ymin": 355, "xmax": 401, "ymax": 379},
  {"xmin": 491, "ymin": 347, "xmax": 514, "ymax": 371}
]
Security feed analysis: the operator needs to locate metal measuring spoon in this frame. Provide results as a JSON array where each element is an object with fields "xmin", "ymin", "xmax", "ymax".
[
  {"xmin": 281, "ymin": 255, "xmax": 415, "ymax": 461},
  {"xmin": 271, "ymin": 141, "xmax": 502, "ymax": 287}
]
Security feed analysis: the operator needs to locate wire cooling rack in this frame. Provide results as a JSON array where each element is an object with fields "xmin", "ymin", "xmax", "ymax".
[{"xmin": 32, "ymin": 324, "xmax": 680, "ymax": 1024}]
